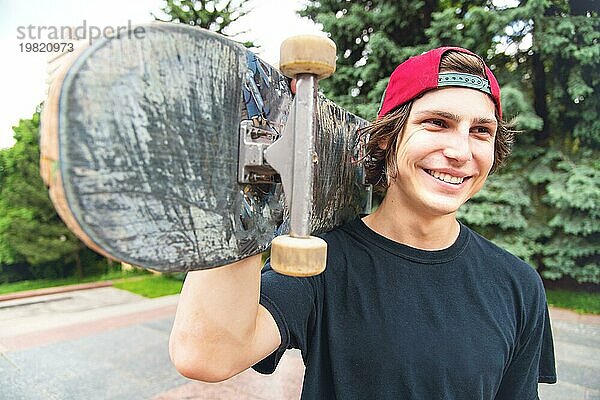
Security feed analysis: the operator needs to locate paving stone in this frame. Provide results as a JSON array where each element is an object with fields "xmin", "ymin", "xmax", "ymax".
[{"xmin": 1, "ymin": 287, "xmax": 598, "ymax": 399}]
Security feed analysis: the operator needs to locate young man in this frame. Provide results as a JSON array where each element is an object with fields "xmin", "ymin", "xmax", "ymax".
[{"xmin": 169, "ymin": 46, "xmax": 557, "ymax": 399}]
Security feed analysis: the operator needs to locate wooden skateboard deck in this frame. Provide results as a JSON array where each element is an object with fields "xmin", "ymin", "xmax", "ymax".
[{"xmin": 41, "ymin": 23, "xmax": 370, "ymax": 272}]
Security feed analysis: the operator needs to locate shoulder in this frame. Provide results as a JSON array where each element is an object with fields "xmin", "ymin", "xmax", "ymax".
[
  {"xmin": 314, "ymin": 218, "xmax": 374, "ymax": 277},
  {"xmin": 462, "ymin": 224, "xmax": 544, "ymax": 292},
  {"xmin": 318, "ymin": 218, "xmax": 365, "ymax": 251}
]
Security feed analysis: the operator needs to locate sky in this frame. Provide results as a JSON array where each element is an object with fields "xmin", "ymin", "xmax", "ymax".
[{"xmin": 0, "ymin": 0, "xmax": 323, "ymax": 149}]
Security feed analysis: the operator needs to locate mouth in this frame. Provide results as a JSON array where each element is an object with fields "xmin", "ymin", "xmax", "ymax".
[{"xmin": 424, "ymin": 169, "xmax": 471, "ymax": 186}]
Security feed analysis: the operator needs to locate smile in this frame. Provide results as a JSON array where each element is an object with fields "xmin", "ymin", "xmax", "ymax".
[{"xmin": 424, "ymin": 169, "xmax": 469, "ymax": 185}]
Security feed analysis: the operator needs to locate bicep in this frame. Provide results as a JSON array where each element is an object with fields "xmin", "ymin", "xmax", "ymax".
[{"xmin": 234, "ymin": 304, "xmax": 282, "ymax": 373}]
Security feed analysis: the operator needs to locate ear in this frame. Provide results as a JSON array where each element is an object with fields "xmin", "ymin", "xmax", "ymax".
[{"xmin": 378, "ymin": 140, "xmax": 388, "ymax": 151}]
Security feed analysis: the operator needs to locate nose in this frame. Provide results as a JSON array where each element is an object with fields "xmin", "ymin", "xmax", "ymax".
[{"xmin": 442, "ymin": 128, "xmax": 472, "ymax": 164}]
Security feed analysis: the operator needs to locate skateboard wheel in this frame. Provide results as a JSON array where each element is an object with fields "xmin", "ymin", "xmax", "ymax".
[
  {"xmin": 270, "ymin": 235, "xmax": 327, "ymax": 277},
  {"xmin": 279, "ymin": 35, "xmax": 336, "ymax": 80}
]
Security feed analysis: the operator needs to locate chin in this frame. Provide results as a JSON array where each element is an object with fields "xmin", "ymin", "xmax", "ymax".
[{"xmin": 419, "ymin": 193, "xmax": 467, "ymax": 216}]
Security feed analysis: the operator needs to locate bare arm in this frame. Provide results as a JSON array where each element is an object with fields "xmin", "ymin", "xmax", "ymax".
[{"xmin": 169, "ymin": 254, "xmax": 281, "ymax": 382}]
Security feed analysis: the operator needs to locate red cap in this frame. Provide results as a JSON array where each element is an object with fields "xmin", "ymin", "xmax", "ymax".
[{"xmin": 378, "ymin": 46, "xmax": 502, "ymax": 119}]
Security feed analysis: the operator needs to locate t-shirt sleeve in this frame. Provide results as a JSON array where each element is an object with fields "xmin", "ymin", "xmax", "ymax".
[
  {"xmin": 495, "ymin": 278, "xmax": 557, "ymax": 399},
  {"xmin": 538, "ymin": 306, "xmax": 557, "ymax": 383},
  {"xmin": 252, "ymin": 258, "xmax": 321, "ymax": 375}
]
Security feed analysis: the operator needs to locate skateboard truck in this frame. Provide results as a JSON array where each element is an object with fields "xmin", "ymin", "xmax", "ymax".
[
  {"xmin": 238, "ymin": 120, "xmax": 281, "ymax": 183},
  {"xmin": 263, "ymin": 35, "xmax": 337, "ymax": 277}
]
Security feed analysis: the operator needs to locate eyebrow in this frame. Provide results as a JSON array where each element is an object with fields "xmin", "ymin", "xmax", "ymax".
[
  {"xmin": 474, "ymin": 116, "xmax": 497, "ymax": 125},
  {"xmin": 414, "ymin": 110, "xmax": 497, "ymax": 125}
]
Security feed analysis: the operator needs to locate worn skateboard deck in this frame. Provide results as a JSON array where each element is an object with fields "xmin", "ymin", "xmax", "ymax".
[{"xmin": 41, "ymin": 23, "xmax": 370, "ymax": 272}]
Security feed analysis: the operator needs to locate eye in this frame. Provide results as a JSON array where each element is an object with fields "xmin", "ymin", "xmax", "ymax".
[
  {"xmin": 423, "ymin": 118, "xmax": 447, "ymax": 128},
  {"xmin": 471, "ymin": 125, "xmax": 496, "ymax": 141},
  {"xmin": 471, "ymin": 126, "xmax": 495, "ymax": 138},
  {"xmin": 473, "ymin": 126, "xmax": 490, "ymax": 133}
]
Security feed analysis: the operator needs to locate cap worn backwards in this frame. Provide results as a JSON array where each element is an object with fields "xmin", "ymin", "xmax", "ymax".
[{"xmin": 377, "ymin": 46, "xmax": 502, "ymax": 119}]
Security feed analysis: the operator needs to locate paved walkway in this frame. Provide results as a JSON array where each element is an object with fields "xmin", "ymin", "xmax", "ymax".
[
  {"xmin": 539, "ymin": 311, "xmax": 600, "ymax": 400},
  {"xmin": 0, "ymin": 285, "xmax": 598, "ymax": 399},
  {"xmin": 0, "ymin": 286, "xmax": 304, "ymax": 399}
]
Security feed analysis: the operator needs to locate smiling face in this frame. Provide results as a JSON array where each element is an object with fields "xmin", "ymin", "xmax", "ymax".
[{"xmin": 385, "ymin": 87, "xmax": 497, "ymax": 218}]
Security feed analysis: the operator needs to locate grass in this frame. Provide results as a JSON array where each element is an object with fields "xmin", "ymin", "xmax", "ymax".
[
  {"xmin": 546, "ymin": 289, "xmax": 600, "ymax": 315},
  {"xmin": 113, "ymin": 274, "xmax": 183, "ymax": 298},
  {"xmin": 3, "ymin": 272, "xmax": 599, "ymax": 314},
  {"xmin": 0, "ymin": 270, "xmax": 147, "ymax": 295},
  {"xmin": 114, "ymin": 277, "xmax": 600, "ymax": 313},
  {"xmin": 0, "ymin": 270, "xmax": 183, "ymax": 299}
]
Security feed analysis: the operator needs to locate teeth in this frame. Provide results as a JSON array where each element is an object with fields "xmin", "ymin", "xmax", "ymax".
[{"xmin": 426, "ymin": 170, "xmax": 465, "ymax": 184}]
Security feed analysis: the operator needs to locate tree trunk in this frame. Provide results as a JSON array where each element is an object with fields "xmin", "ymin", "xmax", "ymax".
[{"xmin": 532, "ymin": 16, "xmax": 549, "ymax": 145}]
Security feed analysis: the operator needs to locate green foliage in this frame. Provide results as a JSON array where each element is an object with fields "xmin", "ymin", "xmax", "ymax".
[
  {"xmin": 545, "ymin": 289, "xmax": 600, "ymax": 315},
  {"xmin": 0, "ymin": 109, "xmax": 103, "ymax": 281},
  {"xmin": 154, "ymin": 0, "xmax": 255, "ymax": 47},
  {"xmin": 498, "ymin": 86, "xmax": 543, "ymax": 131},
  {"xmin": 459, "ymin": 173, "xmax": 531, "ymax": 231},
  {"xmin": 0, "ymin": 268, "xmax": 146, "ymax": 295},
  {"xmin": 541, "ymin": 156, "xmax": 600, "ymax": 282},
  {"xmin": 458, "ymin": 172, "xmax": 547, "ymax": 266},
  {"xmin": 300, "ymin": 0, "xmax": 495, "ymax": 119},
  {"xmin": 113, "ymin": 274, "xmax": 184, "ymax": 298},
  {"xmin": 302, "ymin": 0, "xmax": 600, "ymax": 283},
  {"xmin": 537, "ymin": 13, "xmax": 600, "ymax": 147}
]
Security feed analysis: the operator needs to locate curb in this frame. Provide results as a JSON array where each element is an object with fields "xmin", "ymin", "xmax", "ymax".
[
  {"xmin": 549, "ymin": 306, "xmax": 600, "ymax": 325},
  {"xmin": 0, "ymin": 281, "xmax": 114, "ymax": 302}
]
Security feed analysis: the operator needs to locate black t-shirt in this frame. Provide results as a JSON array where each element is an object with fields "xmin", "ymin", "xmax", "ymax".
[{"xmin": 253, "ymin": 218, "xmax": 557, "ymax": 399}]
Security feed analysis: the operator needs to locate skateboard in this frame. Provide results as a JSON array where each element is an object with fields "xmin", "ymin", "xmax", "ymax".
[{"xmin": 40, "ymin": 23, "xmax": 370, "ymax": 273}]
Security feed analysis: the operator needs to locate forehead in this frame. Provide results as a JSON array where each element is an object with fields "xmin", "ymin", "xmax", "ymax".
[{"xmin": 410, "ymin": 87, "xmax": 497, "ymax": 120}]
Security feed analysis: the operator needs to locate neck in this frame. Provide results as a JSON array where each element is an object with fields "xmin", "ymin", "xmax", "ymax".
[{"xmin": 362, "ymin": 196, "xmax": 460, "ymax": 250}]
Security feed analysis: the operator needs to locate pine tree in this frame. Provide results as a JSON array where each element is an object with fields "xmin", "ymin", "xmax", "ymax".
[
  {"xmin": 300, "ymin": 0, "xmax": 489, "ymax": 118},
  {"xmin": 154, "ymin": 0, "xmax": 255, "ymax": 47}
]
